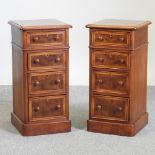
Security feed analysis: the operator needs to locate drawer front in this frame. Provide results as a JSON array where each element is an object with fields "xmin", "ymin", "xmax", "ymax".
[
  {"xmin": 91, "ymin": 95, "xmax": 129, "ymax": 122},
  {"xmin": 28, "ymin": 50, "xmax": 67, "ymax": 70},
  {"xmin": 29, "ymin": 95, "xmax": 66, "ymax": 121},
  {"xmin": 91, "ymin": 30, "xmax": 131, "ymax": 48},
  {"xmin": 92, "ymin": 51, "xmax": 129, "ymax": 70},
  {"xmin": 92, "ymin": 71, "xmax": 129, "ymax": 95},
  {"xmin": 25, "ymin": 30, "xmax": 66, "ymax": 48},
  {"xmin": 29, "ymin": 71, "xmax": 66, "ymax": 94}
]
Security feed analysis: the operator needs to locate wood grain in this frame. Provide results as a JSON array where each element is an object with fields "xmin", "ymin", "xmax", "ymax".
[
  {"xmin": 9, "ymin": 19, "xmax": 71, "ymax": 136},
  {"xmin": 87, "ymin": 19, "xmax": 151, "ymax": 136},
  {"xmin": 8, "ymin": 19, "xmax": 72, "ymax": 30},
  {"xmin": 86, "ymin": 19, "xmax": 151, "ymax": 30}
]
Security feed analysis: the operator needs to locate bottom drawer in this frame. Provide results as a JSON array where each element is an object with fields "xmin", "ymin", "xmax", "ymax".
[
  {"xmin": 29, "ymin": 95, "xmax": 67, "ymax": 121},
  {"xmin": 91, "ymin": 95, "xmax": 129, "ymax": 122}
]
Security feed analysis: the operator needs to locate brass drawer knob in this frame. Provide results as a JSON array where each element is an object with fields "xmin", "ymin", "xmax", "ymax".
[
  {"xmin": 34, "ymin": 106, "xmax": 40, "ymax": 112},
  {"xmin": 119, "ymin": 58, "xmax": 125, "ymax": 63},
  {"xmin": 97, "ymin": 57, "xmax": 104, "ymax": 62},
  {"xmin": 97, "ymin": 105, "xmax": 102, "ymax": 110},
  {"xmin": 97, "ymin": 35, "xmax": 104, "ymax": 41},
  {"xmin": 34, "ymin": 58, "xmax": 40, "ymax": 64},
  {"xmin": 109, "ymin": 34, "xmax": 113, "ymax": 38},
  {"xmin": 109, "ymin": 54, "xmax": 113, "ymax": 59},
  {"xmin": 55, "ymin": 35, "xmax": 60, "ymax": 41},
  {"xmin": 34, "ymin": 81, "xmax": 40, "ymax": 86},
  {"xmin": 118, "ymin": 37, "xmax": 124, "ymax": 42},
  {"xmin": 117, "ymin": 106, "xmax": 123, "ymax": 111},
  {"xmin": 55, "ymin": 104, "xmax": 61, "ymax": 110},
  {"xmin": 33, "ymin": 36, "xmax": 39, "ymax": 41},
  {"xmin": 55, "ymin": 79, "xmax": 61, "ymax": 84},
  {"xmin": 97, "ymin": 79, "xmax": 103, "ymax": 84},
  {"xmin": 55, "ymin": 57, "xmax": 61, "ymax": 62},
  {"xmin": 117, "ymin": 80, "xmax": 124, "ymax": 86}
]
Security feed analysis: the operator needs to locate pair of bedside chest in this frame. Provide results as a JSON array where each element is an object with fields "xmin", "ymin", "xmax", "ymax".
[
  {"xmin": 9, "ymin": 19, "xmax": 151, "ymax": 136},
  {"xmin": 9, "ymin": 19, "xmax": 71, "ymax": 136}
]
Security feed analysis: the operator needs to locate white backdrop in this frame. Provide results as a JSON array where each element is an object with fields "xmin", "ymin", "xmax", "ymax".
[{"xmin": 0, "ymin": 0, "xmax": 154, "ymax": 85}]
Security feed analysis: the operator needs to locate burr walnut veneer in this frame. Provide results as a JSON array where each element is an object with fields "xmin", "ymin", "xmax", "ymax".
[
  {"xmin": 9, "ymin": 19, "xmax": 72, "ymax": 136},
  {"xmin": 86, "ymin": 19, "xmax": 151, "ymax": 136}
]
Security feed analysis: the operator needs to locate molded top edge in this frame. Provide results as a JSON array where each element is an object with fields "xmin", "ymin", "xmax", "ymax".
[
  {"xmin": 8, "ymin": 19, "xmax": 72, "ymax": 30},
  {"xmin": 86, "ymin": 19, "xmax": 151, "ymax": 30}
]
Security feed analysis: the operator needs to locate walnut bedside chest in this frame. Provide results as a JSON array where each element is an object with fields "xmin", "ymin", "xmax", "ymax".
[
  {"xmin": 86, "ymin": 19, "xmax": 151, "ymax": 136},
  {"xmin": 9, "ymin": 19, "xmax": 72, "ymax": 136}
]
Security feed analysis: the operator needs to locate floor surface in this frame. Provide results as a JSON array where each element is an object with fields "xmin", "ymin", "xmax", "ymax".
[{"xmin": 0, "ymin": 86, "xmax": 155, "ymax": 155}]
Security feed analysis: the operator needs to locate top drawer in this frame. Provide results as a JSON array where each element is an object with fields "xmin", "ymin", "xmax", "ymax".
[
  {"xmin": 91, "ymin": 29, "xmax": 131, "ymax": 49},
  {"xmin": 24, "ymin": 30, "xmax": 66, "ymax": 49}
]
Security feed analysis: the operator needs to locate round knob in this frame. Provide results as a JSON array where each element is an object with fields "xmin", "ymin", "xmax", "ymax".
[
  {"xmin": 34, "ymin": 58, "xmax": 40, "ymax": 64},
  {"xmin": 33, "ymin": 36, "xmax": 39, "ymax": 41},
  {"xmin": 55, "ymin": 35, "xmax": 60, "ymax": 41},
  {"xmin": 97, "ymin": 79, "xmax": 103, "ymax": 84},
  {"xmin": 117, "ymin": 80, "xmax": 124, "ymax": 86},
  {"xmin": 34, "ymin": 106, "xmax": 40, "ymax": 112},
  {"xmin": 55, "ymin": 104, "xmax": 61, "ymax": 110},
  {"xmin": 117, "ymin": 106, "xmax": 123, "ymax": 111},
  {"xmin": 55, "ymin": 79, "xmax": 61, "ymax": 84},
  {"xmin": 97, "ymin": 35, "xmax": 103, "ymax": 41},
  {"xmin": 109, "ymin": 55, "xmax": 113, "ymax": 59},
  {"xmin": 34, "ymin": 81, "xmax": 40, "ymax": 86},
  {"xmin": 55, "ymin": 57, "xmax": 61, "ymax": 63},
  {"xmin": 97, "ymin": 57, "xmax": 104, "ymax": 62},
  {"xmin": 119, "ymin": 58, "xmax": 125, "ymax": 63},
  {"xmin": 97, "ymin": 105, "xmax": 102, "ymax": 110},
  {"xmin": 118, "ymin": 37, "xmax": 124, "ymax": 42},
  {"xmin": 109, "ymin": 34, "xmax": 113, "ymax": 38}
]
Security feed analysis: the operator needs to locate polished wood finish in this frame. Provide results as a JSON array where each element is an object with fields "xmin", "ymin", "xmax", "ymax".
[
  {"xmin": 91, "ymin": 29, "xmax": 131, "ymax": 49},
  {"xmin": 25, "ymin": 30, "xmax": 66, "ymax": 49},
  {"xmin": 9, "ymin": 19, "xmax": 71, "ymax": 136},
  {"xmin": 8, "ymin": 19, "xmax": 72, "ymax": 30},
  {"xmin": 28, "ymin": 50, "xmax": 66, "ymax": 71},
  {"xmin": 86, "ymin": 19, "xmax": 151, "ymax": 30},
  {"xmin": 92, "ymin": 71, "xmax": 129, "ymax": 95},
  {"xmin": 28, "ymin": 71, "xmax": 66, "ymax": 95},
  {"xmin": 91, "ymin": 95, "xmax": 129, "ymax": 122},
  {"xmin": 87, "ymin": 19, "xmax": 151, "ymax": 136},
  {"xmin": 92, "ymin": 50, "xmax": 129, "ymax": 70},
  {"xmin": 29, "ymin": 95, "xmax": 67, "ymax": 122}
]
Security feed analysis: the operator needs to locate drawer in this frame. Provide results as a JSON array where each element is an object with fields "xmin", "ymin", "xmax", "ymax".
[
  {"xmin": 92, "ymin": 71, "xmax": 129, "ymax": 95},
  {"xmin": 28, "ymin": 71, "xmax": 66, "ymax": 95},
  {"xmin": 92, "ymin": 50, "xmax": 130, "ymax": 70},
  {"xmin": 91, "ymin": 30, "xmax": 131, "ymax": 48},
  {"xmin": 28, "ymin": 50, "xmax": 67, "ymax": 70},
  {"xmin": 91, "ymin": 95, "xmax": 129, "ymax": 122},
  {"xmin": 25, "ymin": 30, "xmax": 66, "ymax": 48},
  {"xmin": 29, "ymin": 95, "xmax": 67, "ymax": 121}
]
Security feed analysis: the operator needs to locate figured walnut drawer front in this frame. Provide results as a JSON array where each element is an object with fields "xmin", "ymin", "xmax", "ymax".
[
  {"xmin": 91, "ymin": 95, "xmax": 129, "ymax": 122},
  {"xmin": 92, "ymin": 51, "xmax": 129, "ymax": 70},
  {"xmin": 28, "ymin": 51, "xmax": 66, "ymax": 70},
  {"xmin": 29, "ymin": 71, "xmax": 65, "ymax": 94},
  {"xmin": 25, "ymin": 30, "xmax": 66, "ymax": 48},
  {"xmin": 91, "ymin": 30, "xmax": 131, "ymax": 48},
  {"xmin": 92, "ymin": 71, "xmax": 129, "ymax": 95},
  {"xmin": 29, "ymin": 95, "xmax": 66, "ymax": 121}
]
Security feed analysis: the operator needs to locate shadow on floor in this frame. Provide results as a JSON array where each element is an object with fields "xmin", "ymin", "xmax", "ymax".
[
  {"xmin": 70, "ymin": 103, "xmax": 88, "ymax": 130},
  {"xmin": 0, "ymin": 104, "xmax": 19, "ymax": 135}
]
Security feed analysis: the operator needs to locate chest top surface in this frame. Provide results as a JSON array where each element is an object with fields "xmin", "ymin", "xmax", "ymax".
[
  {"xmin": 86, "ymin": 19, "xmax": 151, "ymax": 30},
  {"xmin": 8, "ymin": 19, "xmax": 72, "ymax": 30}
]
